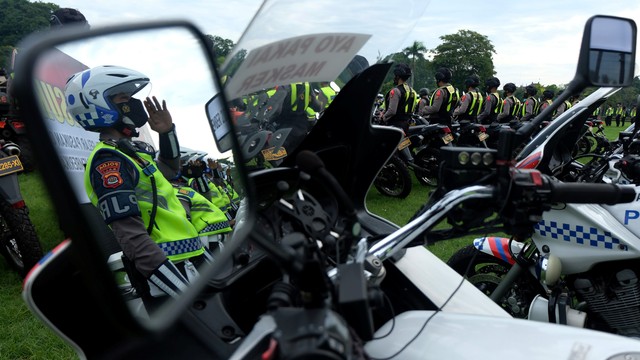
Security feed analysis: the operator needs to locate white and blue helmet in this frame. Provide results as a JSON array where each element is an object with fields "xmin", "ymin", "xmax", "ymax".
[{"xmin": 64, "ymin": 65, "xmax": 150, "ymax": 132}]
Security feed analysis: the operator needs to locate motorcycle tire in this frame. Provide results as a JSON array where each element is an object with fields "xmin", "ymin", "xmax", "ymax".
[
  {"xmin": 446, "ymin": 244, "xmax": 543, "ymax": 319},
  {"xmin": 374, "ymin": 155, "xmax": 412, "ymax": 199},
  {"xmin": 0, "ymin": 199, "xmax": 43, "ymax": 277},
  {"xmin": 572, "ymin": 134, "xmax": 596, "ymax": 158},
  {"xmin": 15, "ymin": 136, "xmax": 36, "ymax": 173},
  {"xmin": 413, "ymin": 147, "xmax": 440, "ymax": 187}
]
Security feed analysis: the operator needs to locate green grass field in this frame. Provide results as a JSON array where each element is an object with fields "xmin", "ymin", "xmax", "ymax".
[{"xmin": 0, "ymin": 123, "xmax": 625, "ymax": 359}]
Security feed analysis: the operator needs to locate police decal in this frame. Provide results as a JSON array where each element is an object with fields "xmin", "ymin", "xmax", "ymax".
[{"xmin": 96, "ymin": 160, "xmax": 124, "ymax": 188}]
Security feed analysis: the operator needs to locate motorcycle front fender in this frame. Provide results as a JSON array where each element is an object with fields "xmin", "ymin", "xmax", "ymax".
[{"xmin": 473, "ymin": 236, "xmax": 523, "ymax": 265}]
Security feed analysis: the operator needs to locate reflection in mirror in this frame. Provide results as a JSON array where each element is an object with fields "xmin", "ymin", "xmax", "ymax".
[
  {"xmin": 588, "ymin": 16, "xmax": 636, "ymax": 86},
  {"xmin": 30, "ymin": 27, "xmax": 244, "ymax": 323}
]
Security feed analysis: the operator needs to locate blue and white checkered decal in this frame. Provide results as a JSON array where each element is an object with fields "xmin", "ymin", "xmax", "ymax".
[
  {"xmin": 534, "ymin": 220, "xmax": 623, "ymax": 250},
  {"xmin": 157, "ymin": 237, "xmax": 202, "ymax": 256}
]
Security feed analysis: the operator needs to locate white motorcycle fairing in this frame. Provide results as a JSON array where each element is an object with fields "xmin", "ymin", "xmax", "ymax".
[
  {"xmin": 365, "ymin": 310, "xmax": 640, "ymax": 359},
  {"xmin": 392, "ymin": 246, "xmax": 510, "ymax": 317},
  {"xmin": 534, "ymin": 195, "xmax": 640, "ymax": 275},
  {"xmin": 471, "ymin": 187, "xmax": 640, "ymax": 276}
]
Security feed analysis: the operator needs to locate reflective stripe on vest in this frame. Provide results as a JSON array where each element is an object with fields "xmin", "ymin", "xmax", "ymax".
[
  {"xmin": 523, "ymin": 97, "xmax": 539, "ymax": 117},
  {"xmin": 175, "ymin": 186, "xmax": 232, "ymax": 236},
  {"xmin": 508, "ymin": 96, "xmax": 521, "ymax": 116},
  {"xmin": 398, "ymin": 84, "xmax": 416, "ymax": 114},
  {"xmin": 467, "ymin": 89, "xmax": 484, "ymax": 116},
  {"xmin": 290, "ymin": 82, "xmax": 310, "ymax": 112},
  {"xmin": 430, "ymin": 84, "xmax": 458, "ymax": 112},
  {"xmin": 319, "ymin": 86, "xmax": 336, "ymax": 109},
  {"xmin": 188, "ymin": 177, "xmax": 234, "ymax": 215},
  {"xmin": 157, "ymin": 237, "xmax": 203, "ymax": 256},
  {"xmin": 491, "ymin": 93, "xmax": 502, "ymax": 114}
]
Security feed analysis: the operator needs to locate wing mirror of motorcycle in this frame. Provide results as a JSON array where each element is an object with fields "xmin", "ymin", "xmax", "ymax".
[
  {"xmin": 12, "ymin": 21, "xmax": 253, "ymax": 333},
  {"xmin": 575, "ymin": 15, "xmax": 637, "ymax": 88},
  {"xmin": 514, "ymin": 15, "xmax": 637, "ymax": 155}
]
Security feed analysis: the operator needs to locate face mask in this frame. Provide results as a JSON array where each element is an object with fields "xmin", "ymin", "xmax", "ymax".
[{"xmin": 117, "ymin": 98, "xmax": 148, "ymax": 128}]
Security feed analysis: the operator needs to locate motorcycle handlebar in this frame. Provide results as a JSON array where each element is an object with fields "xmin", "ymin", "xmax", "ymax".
[{"xmin": 547, "ymin": 181, "xmax": 636, "ymax": 205}]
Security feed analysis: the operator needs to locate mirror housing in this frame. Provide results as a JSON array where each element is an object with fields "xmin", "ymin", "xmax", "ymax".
[
  {"xmin": 514, "ymin": 15, "xmax": 637, "ymax": 158},
  {"xmin": 575, "ymin": 15, "xmax": 637, "ymax": 88},
  {"xmin": 12, "ymin": 21, "xmax": 250, "ymax": 357}
]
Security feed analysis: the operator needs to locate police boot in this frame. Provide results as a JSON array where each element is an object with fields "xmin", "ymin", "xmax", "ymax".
[{"xmin": 148, "ymin": 259, "xmax": 189, "ymax": 298}]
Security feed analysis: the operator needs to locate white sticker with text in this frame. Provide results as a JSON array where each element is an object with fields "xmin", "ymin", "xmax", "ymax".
[{"xmin": 225, "ymin": 33, "xmax": 370, "ymax": 99}]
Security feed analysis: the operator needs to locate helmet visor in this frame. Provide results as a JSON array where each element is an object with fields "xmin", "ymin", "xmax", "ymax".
[{"xmin": 104, "ymin": 78, "xmax": 151, "ymax": 101}]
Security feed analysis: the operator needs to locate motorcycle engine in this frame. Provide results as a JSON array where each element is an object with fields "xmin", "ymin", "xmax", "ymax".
[{"xmin": 573, "ymin": 267, "xmax": 640, "ymax": 337}]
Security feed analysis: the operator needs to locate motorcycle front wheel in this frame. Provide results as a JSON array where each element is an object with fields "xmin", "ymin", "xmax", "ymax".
[
  {"xmin": 0, "ymin": 199, "xmax": 43, "ymax": 277},
  {"xmin": 447, "ymin": 244, "xmax": 542, "ymax": 319},
  {"xmin": 374, "ymin": 155, "xmax": 412, "ymax": 199}
]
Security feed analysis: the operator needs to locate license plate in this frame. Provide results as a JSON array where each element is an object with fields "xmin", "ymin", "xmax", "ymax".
[
  {"xmin": 261, "ymin": 146, "xmax": 287, "ymax": 161},
  {"xmin": 478, "ymin": 132, "xmax": 489, "ymax": 142},
  {"xmin": 0, "ymin": 155, "xmax": 23, "ymax": 176},
  {"xmin": 442, "ymin": 133, "xmax": 454, "ymax": 144},
  {"xmin": 398, "ymin": 137, "xmax": 412, "ymax": 150}
]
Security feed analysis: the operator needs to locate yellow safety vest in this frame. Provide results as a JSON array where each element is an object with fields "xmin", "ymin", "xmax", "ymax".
[{"xmin": 85, "ymin": 142, "xmax": 204, "ymax": 261}]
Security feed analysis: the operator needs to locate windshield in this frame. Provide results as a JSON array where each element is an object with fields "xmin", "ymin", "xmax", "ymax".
[{"xmin": 220, "ymin": 0, "xmax": 430, "ymax": 169}]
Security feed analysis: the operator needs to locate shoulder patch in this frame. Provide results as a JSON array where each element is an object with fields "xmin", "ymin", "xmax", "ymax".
[
  {"xmin": 95, "ymin": 160, "xmax": 124, "ymax": 189},
  {"xmin": 435, "ymin": 89, "xmax": 442, "ymax": 100},
  {"xmin": 178, "ymin": 188, "xmax": 195, "ymax": 197}
]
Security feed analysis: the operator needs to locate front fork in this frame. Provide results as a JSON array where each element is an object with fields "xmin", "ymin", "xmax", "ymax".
[
  {"xmin": 489, "ymin": 240, "xmax": 538, "ymax": 302},
  {"xmin": 478, "ymin": 236, "xmax": 573, "ymax": 325}
]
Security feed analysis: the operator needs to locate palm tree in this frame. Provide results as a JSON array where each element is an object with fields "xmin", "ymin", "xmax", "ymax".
[{"xmin": 402, "ymin": 41, "xmax": 427, "ymax": 88}]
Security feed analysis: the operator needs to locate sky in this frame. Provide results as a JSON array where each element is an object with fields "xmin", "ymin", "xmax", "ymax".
[{"xmin": 48, "ymin": 0, "xmax": 640, "ymax": 87}]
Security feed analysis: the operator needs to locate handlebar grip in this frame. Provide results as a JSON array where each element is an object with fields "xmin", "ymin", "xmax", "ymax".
[{"xmin": 548, "ymin": 182, "xmax": 636, "ymax": 205}]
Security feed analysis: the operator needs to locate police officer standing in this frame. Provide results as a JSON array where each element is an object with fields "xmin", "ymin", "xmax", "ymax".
[
  {"xmin": 65, "ymin": 65, "xmax": 210, "ymax": 307},
  {"xmin": 477, "ymin": 77, "xmax": 501, "ymax": 125},
  {"xmin": 382, "ymin": 63, "xmax": 417, "ymax": 134},
  {"xmin": 416, "ymin": 88, "xmax": 430, "ymax": 118},
  {"xmin": 453, "ymin": 74, "xmax": 483, "ymax": 122},
  {"xmin": 521, "ymin": 85, "xmax": 540, "ymax": 122},
  {"xmin": 554, "ymin": 92, "xmax": 575, "ymax": 119},
  {"xmin": 314, "ymin": 81, "xmax": 338, "ymax": 110},
  {"xmin": 604, "ymin": 105, "xmax": 614, "ymax": 126},
  {"xmin": 497, "ymin": 82, "xmax": 520, "ymax": 123},
  {"xmin": 616, "ymin": 103, "xmax": 624, "ymax": 127},
  {"xmin": 421, "ymin": 67, "xmax": 459, "ymax": 127},
  {"xmin": 539, "ymin": 90, "xmax": 554, "ymax": 115},
  {"xmin": 272, "ymin": 82, "xmax": 323, "ymax": 151}
]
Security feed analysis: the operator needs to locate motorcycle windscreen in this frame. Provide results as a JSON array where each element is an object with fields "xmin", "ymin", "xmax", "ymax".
[{"xmin": 15, "ymin": 23, "xmax": 252, "ymax": 332}]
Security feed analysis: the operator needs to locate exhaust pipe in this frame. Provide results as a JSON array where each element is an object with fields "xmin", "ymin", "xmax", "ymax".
[{"xmin": 2, "ymin": 141, "xmax": 21, "ymax": 156}]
